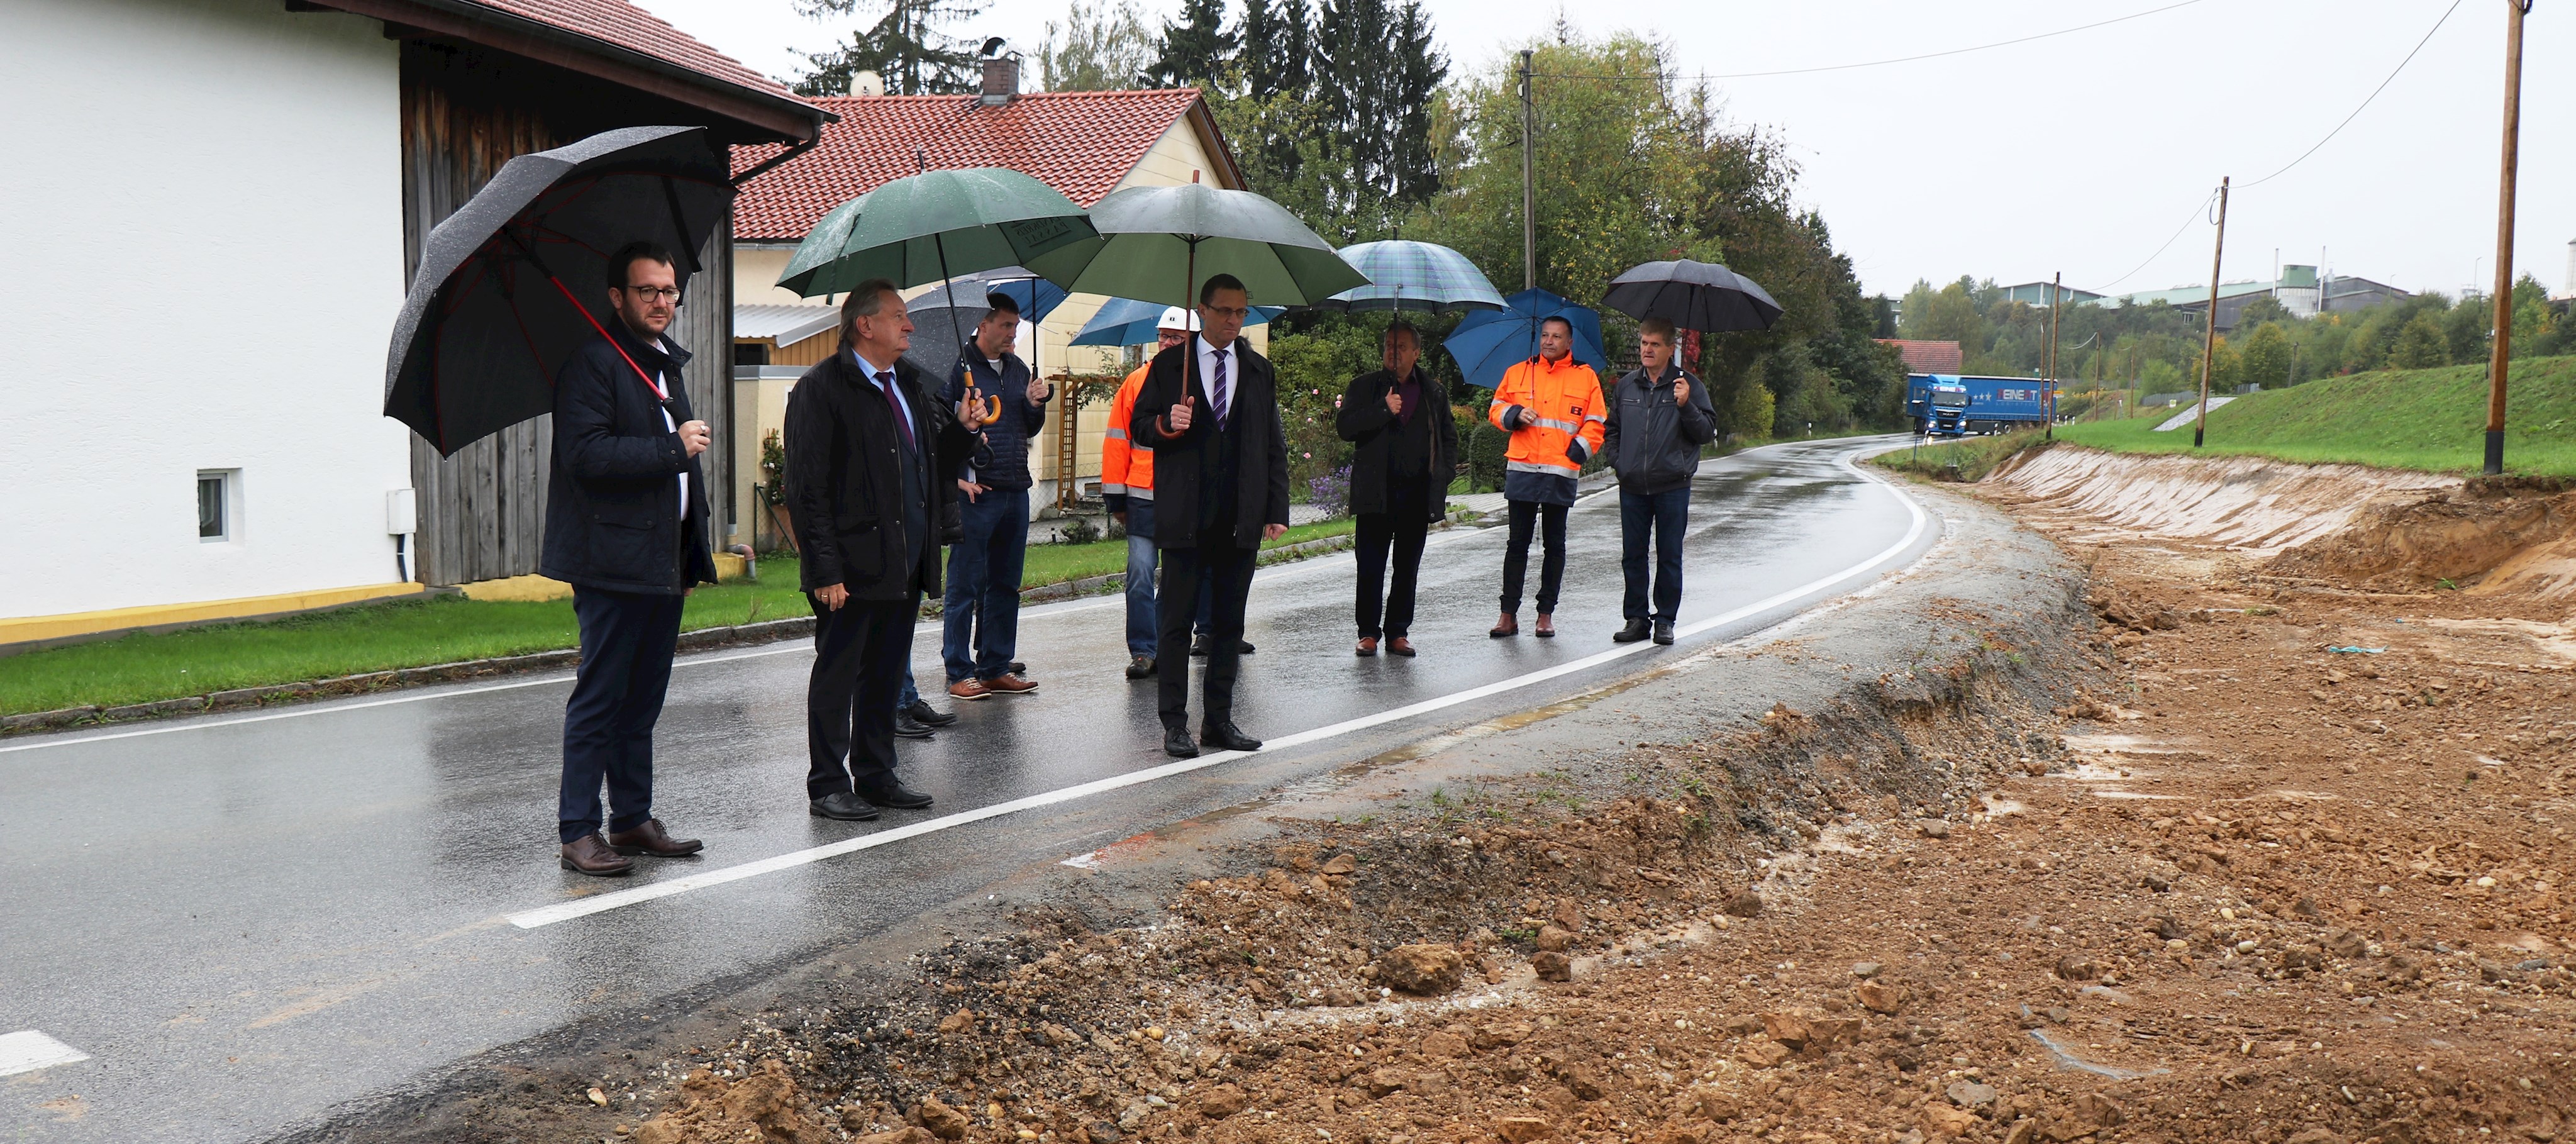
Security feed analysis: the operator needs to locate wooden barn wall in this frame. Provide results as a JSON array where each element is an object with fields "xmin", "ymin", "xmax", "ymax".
[{"xmin": 397, "ymin": 42, "xmax": 735, "ymax": 586}]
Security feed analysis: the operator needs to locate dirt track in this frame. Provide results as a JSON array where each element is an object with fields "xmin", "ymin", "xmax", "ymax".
[{"xmin": 314, "ymin": 450, "xmax": 2576, "ymax": 1144}]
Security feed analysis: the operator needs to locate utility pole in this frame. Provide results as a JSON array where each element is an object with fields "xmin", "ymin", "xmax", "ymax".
[
  {"xmin": 2484, "ymin": 0, "xmax": 2532, "ymax": 475},
  {"xmin": 2045, "ymin": 272, "xmax": 2062, "ymax": 440},
  {"xmin": 2194, "ymin": 177, "xmax": 2230, "ymax": 449},
  {"xmin": 1519, "ymin": 49, "xmax": 1536, "ymax": 292}
]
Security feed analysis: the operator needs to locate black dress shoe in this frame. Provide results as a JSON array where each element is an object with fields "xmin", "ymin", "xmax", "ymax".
[
  {"xmin": 1126, "ymin": 654, "xmax": 1156, "ymax": 679},
  {"xmin": 606, "ymin": 818, "xmax": 702, "ymax": 857},
  {"xmin": 1190, "ymin": 634, "xmax": 1213, "ymax": 657},
  {"xmin": 808, "ymin": 791, "xmax": 882, "ymax": 821},
  {"xmin": 856, "ymin": 780, "xmax": 935, "ymax": 809},
  {"xmin": 1009, "ymin": 660, "xmax": 1027, "ymax": 675},
  {"xmin": 1613, "ymin": 617, "xmax": 1652, "ymax": 643},
  {"xmin": 1201, "ymin": 721, "xmax": 1263, "ymax": 752},
  {"xmin": 1238, "ymin": 640, "xmax": 1256, "ymax": 655},
  {"xmin": 1653, "ymin": 619, "xmax": 1675, "ymax": 645},
  {"xmin": 894, "ymin": 711, "xmax": 934, "ymax": 740},
  {"xmin": 904, "ymin": 699, "xmax": 958, "ymax": 727},
  {"xmin": 1163, "ymin": 726, "xmax": 1199, "ymax": 758}
]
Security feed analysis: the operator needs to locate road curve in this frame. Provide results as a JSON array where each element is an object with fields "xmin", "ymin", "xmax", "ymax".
[{"xmin": 0, "ymin": 435, "xmax": 1935, "ymax": 1143}]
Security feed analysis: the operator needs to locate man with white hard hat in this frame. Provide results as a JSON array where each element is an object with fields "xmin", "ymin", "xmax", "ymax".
[{"xmin": 1101, "ymin": 306, "xmax": 1197, "ymax": 680}]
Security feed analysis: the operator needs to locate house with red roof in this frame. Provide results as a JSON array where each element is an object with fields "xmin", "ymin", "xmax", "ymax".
[
  {"xmin": 3, "ymin": 0, "xmax": 825, "ymax": 643},
  {"xmin": 728, "ymin": 64, "xmax": 1251, "ymax": 517}
]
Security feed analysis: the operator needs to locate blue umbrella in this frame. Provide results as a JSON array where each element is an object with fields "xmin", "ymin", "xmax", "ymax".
[
  {"xmin": 1069, "ymin": 296, "xmax": 1285, "ymax": 347},
  {"xmin": 1313, "ymin": 240, "xmax": 1508, "ymax": 313},
  {"xmin": 1441, "ymin": 289, "xmax": 1609, "ymax": 389},
  {"xmin": 910, "ymin": 265, "xmax": 1070, "ymax": 323}
]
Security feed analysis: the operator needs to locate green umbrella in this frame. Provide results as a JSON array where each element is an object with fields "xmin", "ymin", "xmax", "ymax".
[
  {"xmin": 1049, "ymin": 182, "xmax": 1370, "ymax": 308},
  {"xmin": 775, "ymin": 167, "xmax": 1103, "ymax": 297}
]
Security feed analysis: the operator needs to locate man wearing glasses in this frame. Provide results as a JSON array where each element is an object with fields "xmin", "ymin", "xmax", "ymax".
[
  {"xmin": 540, "ymin": 242, "xmax": 716, "ymax": 876},
  {"xmin": 1131, "ymin": 274, "xmax": 1291, "ymax": 758}
]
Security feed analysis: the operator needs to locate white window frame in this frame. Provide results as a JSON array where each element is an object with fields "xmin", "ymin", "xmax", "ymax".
[{"xmin": 197, "ymin": 469, "xmax": 238, "ymax": 543}]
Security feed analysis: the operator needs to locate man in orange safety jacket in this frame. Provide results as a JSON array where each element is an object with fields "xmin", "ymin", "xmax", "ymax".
[
  {"xmin": 1102, "ymin": 307, "xmax": 1197, "ymax": 679},
  {"xmin": 1486, "ymin": 314, "xmax": 1604, "ymax": 638}
]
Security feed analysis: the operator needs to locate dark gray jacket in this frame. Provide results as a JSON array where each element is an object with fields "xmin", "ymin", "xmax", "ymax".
[
  {"xmin": 539, "ymin": 326, "xmax": 718, "ymax": 594},
  {"xmin": 1602, "ymin": 362, "xmax": 1718, "ymax": 496}
]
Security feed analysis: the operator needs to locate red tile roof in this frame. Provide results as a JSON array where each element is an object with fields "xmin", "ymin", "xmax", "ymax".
[
  {"xmin": 1878, "ymin": 339, "xmax": 1965, "ymax": 375},
  {"xmin": 469, "ymin": 0, "xmax": 795, "ymax": 100},
  {"xmin": 731, "ymin": 89, "xmax": 1216, "ymax": 241}
]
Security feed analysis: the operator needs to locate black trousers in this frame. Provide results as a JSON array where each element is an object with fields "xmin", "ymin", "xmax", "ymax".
[
  {"xmin": 1157, "ymin": 543, "xmax": 1257, "ymax": 728},
  {"xmin": 1355, "ymin": 478, "xmax": 1430, "ymax": 638},
  {"xmin": 1499, "ymin": 499, "xmax": 1570, "ymax": 614},
  {"xmin": 560, "ymin": 587, "xmax": 684, "ymax": 844},
  {"xmin": 805, "ymin": 592, "xmax": 918, "ymax": 799}
]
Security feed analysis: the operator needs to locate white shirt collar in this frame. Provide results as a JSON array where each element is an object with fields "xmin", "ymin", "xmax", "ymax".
[
  {"xmin": 851, "ymin": 348, "xmax": 896, "ymax": 382},
  {"xmin": 1196, "ymin": 334, "xmax": 1231, "ymax": 358}
]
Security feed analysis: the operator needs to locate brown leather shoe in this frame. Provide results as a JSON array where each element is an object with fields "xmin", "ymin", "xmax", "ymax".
[
  {"xmin": 983, "ymin": 672, "xmax": 1039, "ymax": 695},
  {"xmin": 1387, "ymin": 636, "xmax": 1416, "ymax": 657},
  {"xmin": 947, "ymin": 677, "xmax": 992, "ymax": 701},
  {"xmin": 559, "ymin": 833, "xmax": 633, "ymax": 877},
  {"xmin": 606, "ymin": 818, "xmax": 702, "ymax": 858},
  {"xmin": 1534, "ymin": 613, "xmax": 1557, "ymax": 638},
  {"xmin": 1489, "ymin": 613, "xmax": 1518, "ymax": 638},
  {"xmin": 1355, "ymin": 636, "xmax": 1379, "ymax": 657}
]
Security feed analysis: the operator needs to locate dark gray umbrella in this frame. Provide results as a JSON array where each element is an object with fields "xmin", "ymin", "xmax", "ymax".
[
  {"xmin": 383, "ymin": 126, "xmax": 733, "ymax": 455},
  {"xmin": 1601, "ymin": 259, "xmax": 1784, "ymax": 333}
]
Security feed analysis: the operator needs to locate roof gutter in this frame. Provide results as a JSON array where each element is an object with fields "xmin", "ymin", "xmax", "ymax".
[{"xmin": 297, "ymin": 0, "xmax": 831, "ymax": 143}]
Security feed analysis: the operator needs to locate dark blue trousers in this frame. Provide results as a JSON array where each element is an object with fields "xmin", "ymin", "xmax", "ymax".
[
  {"xmin": 560, "ymin": 587, "xmax": 685, "ymax": 843},
  {"xmin": 1619, "ymin": 486, "xmax": 1691, "ymax": 622},
  {"xmin": 942, "ymin": 487, "xmax": 1030, "ymax": 682}
]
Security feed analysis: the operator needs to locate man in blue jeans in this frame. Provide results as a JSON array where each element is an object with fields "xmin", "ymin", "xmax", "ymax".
[
  {"xmin": 938, "ymin": 294, "xmax": 1049, "ymax": 699},
  {"xmin": 1601, "ymin": 318, "xmax": 1716, "ymax": 647}
]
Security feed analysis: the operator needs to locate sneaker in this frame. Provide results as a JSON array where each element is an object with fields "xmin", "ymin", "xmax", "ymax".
[
  {"xmin": 947, "ymin": 677, "xmax": 992, "ymax": 701},
  {"xmin": 983, "ymin": 672, "xmax": 1040, "ymax": 695}
]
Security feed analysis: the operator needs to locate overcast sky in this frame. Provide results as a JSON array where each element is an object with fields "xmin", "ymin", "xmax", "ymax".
[{"xmin": 643, "ymin": 0, "xmax": 2574, "ymax": 301}]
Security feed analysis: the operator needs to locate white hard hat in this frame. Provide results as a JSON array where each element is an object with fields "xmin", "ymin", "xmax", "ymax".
[{"xmin": 1157, "ymin": 306, "xmax": 1201, "ymax": 333}]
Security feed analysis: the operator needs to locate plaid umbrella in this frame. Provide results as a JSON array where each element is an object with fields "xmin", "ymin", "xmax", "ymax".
[{"xmin": 1313, "ymin": 240, "xmax": 1507, "ymax": 313}]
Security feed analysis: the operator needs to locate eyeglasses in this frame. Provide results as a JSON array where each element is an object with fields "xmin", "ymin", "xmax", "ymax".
[
  {"xmin": 1201, "ymin": 306, "xmax": 1251, "ymax": 321},
  {"xmin": 620, "ymin": 286, "xmax": 682, "ymax": 303}
]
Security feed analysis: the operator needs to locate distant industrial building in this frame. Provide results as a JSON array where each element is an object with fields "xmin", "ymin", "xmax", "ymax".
[
  {"xmin": 1996, "ymin": 282, "xmax": 2104, "ymax": 308},
  {"xmin": 2093, "ymin": 265, "xmax": 2410, "ymax": 331}
]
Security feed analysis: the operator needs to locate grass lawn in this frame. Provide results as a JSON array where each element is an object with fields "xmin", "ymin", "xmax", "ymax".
[
  {"xmin": 0, "ymin": 521, "xmax": 1364, "ymax": 718},
  {"xmin": 2053, "ymin": 355, "xmax": 2576, "ymax": 475},
  {"xmin": 1870, "ymin": 429, "xmax": 2048, "ymax": 483}
]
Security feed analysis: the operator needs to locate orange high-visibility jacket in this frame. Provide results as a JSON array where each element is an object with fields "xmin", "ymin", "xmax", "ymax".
[
  {"xmin": 1101, "ymin": 362, "xmax": 1155, "ymax": 509},
  {"xmin": 1489, "ymin": 353, "xmax": 1607, "ymax": 482}
]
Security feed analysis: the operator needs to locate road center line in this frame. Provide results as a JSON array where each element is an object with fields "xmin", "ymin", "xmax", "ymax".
[
  {"xmin": 0, "ymin": 1030, "xmax": 91, "ymax": 1077},
  {"xmin": 506, "ymin": 446, "xmax": 1929, "ymax": 929}
]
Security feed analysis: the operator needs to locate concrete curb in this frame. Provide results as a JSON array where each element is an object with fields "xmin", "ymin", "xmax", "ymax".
[{"xmin": 0, "ymin": 526, "xmax": 1391, "ymax": 738}]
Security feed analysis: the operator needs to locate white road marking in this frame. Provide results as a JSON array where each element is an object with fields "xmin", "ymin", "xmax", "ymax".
[
  {"xmin": 507, "ymin": 445, "xmax": 1930, "ymax": 928},
  {"xmin": 0, "ymin": 1030, "xmax": 90, "ymax": 1077}
]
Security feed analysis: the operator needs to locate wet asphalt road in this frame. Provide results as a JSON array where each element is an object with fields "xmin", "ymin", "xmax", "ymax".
[{"xmin": 0, "ymin": 436, "xmax": 1935, "ymax": 1143}]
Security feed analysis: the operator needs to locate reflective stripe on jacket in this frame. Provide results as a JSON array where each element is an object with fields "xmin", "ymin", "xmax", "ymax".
[
  {"xmin": 1488, "ymin": 353, "xmax": 1607, "ymax": 480},
  {"xmin": 1101, "ymin": 362, "xmax": 1155, "ymax": 511}
]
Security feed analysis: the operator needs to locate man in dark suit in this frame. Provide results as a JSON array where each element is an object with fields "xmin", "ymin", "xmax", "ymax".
[
  {"xmin": 785, "ymin": 278, "xmax": 983, "ymax": 820},
  {"xmin": 1130, "ymin": 273, "xmax": 1291, "ymax": 758},
  {"xmin": 540, "ymin": 242, "xmax": 716, "ymax": 877}
]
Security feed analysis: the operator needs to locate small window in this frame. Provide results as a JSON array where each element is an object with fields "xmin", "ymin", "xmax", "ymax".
[{"xmin": 198, "ymin": 470, "xmax": 231, "ymax": 541}]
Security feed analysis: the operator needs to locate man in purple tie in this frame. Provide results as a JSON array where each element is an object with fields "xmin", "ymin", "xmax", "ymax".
[{"xmin": 1131, "ymin": 274, "xmax": 1291, "ymax": 759}]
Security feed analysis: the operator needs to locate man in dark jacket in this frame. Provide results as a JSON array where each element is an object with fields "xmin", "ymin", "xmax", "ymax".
[
  {"xmin": 1335, "ymin": 321, "xmax": 1452, "ymax": 658},
  {"xmin": 785, "ymin": 278, "xmax": 982, "ymax": 821},
  {"xmin": 1130, "ymin": 274, "xmax": 1290, "ymax": 758},
  {"xmin": 540, "ymin": 242, "xmax": 717, "ymax": 877},
  {"xmin": 935, "ymin": 294, "xmax": 1049, "ymax": 700},
  {"xmin": 1601, "ymin": 318, "xmax": 1718, "ymax": 646}
]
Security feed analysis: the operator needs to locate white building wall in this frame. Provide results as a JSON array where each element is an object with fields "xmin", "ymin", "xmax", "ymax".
[{"xmin": 0, "ymin": 0, "xmax": 413, "ymax": 618}]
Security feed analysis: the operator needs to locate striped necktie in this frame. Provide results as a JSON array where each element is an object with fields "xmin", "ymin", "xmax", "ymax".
[{"xmin": 1210, "ymin": 348, "xmax": 1230, "ymax": 428}]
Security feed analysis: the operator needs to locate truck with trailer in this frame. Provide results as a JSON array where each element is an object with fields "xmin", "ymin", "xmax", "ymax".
[{"xmin": 1903, "ymin": 374, "xmax": 2056, "ymax": 436}]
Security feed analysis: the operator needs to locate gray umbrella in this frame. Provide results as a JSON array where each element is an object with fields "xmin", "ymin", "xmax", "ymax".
[{"xmin": 382, "ymin": 126, "xmax": 733, "ymax": 455}]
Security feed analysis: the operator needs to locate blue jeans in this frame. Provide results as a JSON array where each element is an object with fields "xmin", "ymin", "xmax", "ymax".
[
  {"xmin": 899, "ymin": 664, "xmax": 919, "ymax": 709},
  {"xmin": 1123, "ymin": 498, "xmax": 1160, "ymax": 657},
  {"xmin": 1619, "ymin": 486, "xmax": 1691, "ymax": 621},
  {"xmin": 943, "ymin": 487, "xmax": 1030, "ymax": 682}
]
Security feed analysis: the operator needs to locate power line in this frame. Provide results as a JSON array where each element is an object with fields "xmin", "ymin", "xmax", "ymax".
[
  {"xmin": 2094, "ymin": 190, "xmax": 2219, "ymax": 293},
  {"xmin": 1530, "ymin": 0, "xmax": 2208, "ymax": 82},
  {"xmin": 2243, "ymin": 0, "xmax": 2465, "ymax": 187}
]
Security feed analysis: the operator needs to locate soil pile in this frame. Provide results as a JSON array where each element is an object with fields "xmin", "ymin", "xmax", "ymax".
[
  {"xmin": 2265, "ymin": 477, "xmax": 2576, "ymax": 599},
  {"xmin": 1982, "ymin": 447, "xmax": 2453, "ymax": 554}
]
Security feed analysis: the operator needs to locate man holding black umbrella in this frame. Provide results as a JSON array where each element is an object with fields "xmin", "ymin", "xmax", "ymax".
[
  {"xmin": 541, "ymin": 242, "xmax": 716, "ymax": 877},
  {"xmin": 787, "ymin": 278, "xmax": 985, "ymax": 821},
  {"xmin": 1602, "ymin": 318, "xmax": 1716, "ymax": 646},
  {"xmin": 1132, "ymin": 274, "xmax": 1290, "ymax": 758}
]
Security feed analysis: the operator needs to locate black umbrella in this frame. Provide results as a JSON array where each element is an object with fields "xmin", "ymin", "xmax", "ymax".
[
  {"xmin": 384, "ymin": 126, "xmax": 734, "ymax": 455},
  {"xmin": 1601, "ymin": 259, "xmax": 1784, "ymax": 333}
]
